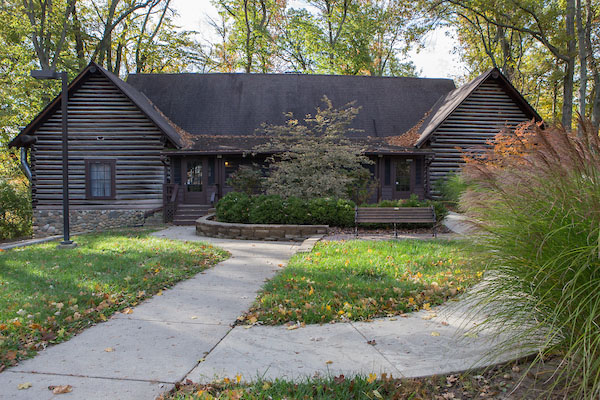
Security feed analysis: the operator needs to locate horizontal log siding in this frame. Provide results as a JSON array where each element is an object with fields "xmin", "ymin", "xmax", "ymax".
[
  {"xmin": 31, "ymin": 73, "xmax": 165, "ymax": 209},
  {"xmin": 427, "ymin": 79, "xmax": 531, "ymax": 192}
]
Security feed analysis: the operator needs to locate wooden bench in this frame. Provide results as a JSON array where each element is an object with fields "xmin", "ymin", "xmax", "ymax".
[{"xmin": 355, "ymin": 206, "xmax": 438, "ymax": 237}]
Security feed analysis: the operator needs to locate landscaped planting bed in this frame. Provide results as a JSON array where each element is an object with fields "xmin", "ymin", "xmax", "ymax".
[
  {"xmin": 242, "ymin": 239, "xmax": 480, "ymax": 325},
  {"xmin": 0, "ymin": 229, "xmax": 228, "ymax": 368}
]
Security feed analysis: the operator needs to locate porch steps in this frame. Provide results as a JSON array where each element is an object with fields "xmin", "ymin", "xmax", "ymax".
[{"xmin": 173, "ymin": 204, "xmax": 214, "ymax": 225}]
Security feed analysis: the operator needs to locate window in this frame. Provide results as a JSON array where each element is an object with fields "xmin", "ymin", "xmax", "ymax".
[
  {"xmin": 415, "ymin": 158, "xmax": 423, "ymax": 187},
  {"xmin": 173, "ymin": 159, "xmax": 182, "ymax": 185},
  {"xmin": 86, "ymin": 160, "xmax": 115, "ymax": 199},
  {"xmin": 384, "ymin": 158, "xmax": 391, "ymax": 186},
  {"xmin": 208, "ymin": 158, "xmax": 215, "ymax": 185},
  {"xmin": 224, "ymin": 159, "xmax": 240, "ymax": 183},
  {"xmin": 186, "ymin": 161, "xmax": 203, "ymax": 192},
  {"xmin": 395, "ymin": 159, "xmax": 411, "ymax": 192}
]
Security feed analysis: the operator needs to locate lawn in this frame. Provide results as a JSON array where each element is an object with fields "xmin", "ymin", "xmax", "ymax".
[
  {"xmin": 164, "ymin": 357, "xmax": 569, "ymax": 399},
  {"xmin": 243, "ymin": 239, "xmax": 480, "ymax": 325},
  {"xmin": 0, "ymin": 229, "xmax": 228, "ymax": 368}
]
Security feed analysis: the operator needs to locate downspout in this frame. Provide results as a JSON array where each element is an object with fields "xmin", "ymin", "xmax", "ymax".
[{"xmin": 20, "ymin": 147, "xmax": 32, "ymax": 181}]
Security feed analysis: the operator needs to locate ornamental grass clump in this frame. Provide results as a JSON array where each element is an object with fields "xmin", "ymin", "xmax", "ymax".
[{"xmin": 462, "ymin": 119, "xmax": 600, "ymax": 399}]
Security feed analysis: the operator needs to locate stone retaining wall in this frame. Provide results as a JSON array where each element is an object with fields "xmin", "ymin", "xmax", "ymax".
[
  {"xmin": 33, "ymin": 209, "xmax": 161, "ymax": 237},
  {"xmin": 196, "ymin": 214, "xmax": 328, "ymax": 241}
]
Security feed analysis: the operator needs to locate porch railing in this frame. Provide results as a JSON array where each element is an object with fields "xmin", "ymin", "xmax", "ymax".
[{"xmin": 163, "ymin": 184, "xmax": 180, "ymax": 223}]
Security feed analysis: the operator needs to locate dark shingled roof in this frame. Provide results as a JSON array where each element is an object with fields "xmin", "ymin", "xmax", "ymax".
[
  {"xmin": 126, "ymin": 73, "xmax": 456, "ymax": 139},
  {"xmin": 414, "ymin": 68, "xmax": 542, "ymax": 148}
]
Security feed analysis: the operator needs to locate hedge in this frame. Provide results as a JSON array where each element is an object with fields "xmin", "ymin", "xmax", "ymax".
[{"xmin": 216, "ymin": 192, "xmax": 447, "ymax": 227}]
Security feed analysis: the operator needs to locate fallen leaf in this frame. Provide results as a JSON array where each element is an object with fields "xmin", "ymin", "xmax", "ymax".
[
  {"xmin": 325, "ymin": 360, "xmax": 333, "ymax": 365},
  {"xmin": 17, "ymin": 382, "xmax": 32, "ymax": 390},
  {"xmin": 431, "ymin": 331, "xmax": 440, "ymax": 337},
  {"xmin": 122, "ymin": 308, "xmax": 133, "ymax": 315},
  {"xmin": 190, "ymin": 316, "xmax": 198, "ymax": 320},
  {"xmin": 156, "ymin": 290, "xmax": 163, "ymax": 296},
  {"xmin": 422, "ymin": 313, "xmax": 437, "ymax": 320},
  {"xmin": 104, "ymin": 347, "xmax": 115, "ymax": 352},
  {"xmin": 49, "ymin": 385, "xmax": 73, "ymax": 394},
  {"xmin": 287, "ymin": 325, "xmax": 299, "ymax": 330},
  {"xmin": 388, "ymin": 317, "xmax": 397, "ymax": 321},
  {"xmin": 6, "ymin": 350, "xmax": 17, "ymax": 360}
]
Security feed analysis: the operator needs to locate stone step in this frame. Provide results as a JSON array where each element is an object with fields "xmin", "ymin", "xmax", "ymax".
[
  {"xmin": 172, "ymin": 218, "xmax": 198, "ymax": 226},
  {"xmin": 177, "ymin": 204, "xmax": 212, "ymax": 209}
]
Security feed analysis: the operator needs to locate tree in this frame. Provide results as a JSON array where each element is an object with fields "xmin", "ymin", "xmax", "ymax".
[
  {"xmin": 256, "ymin": 96, "xmax": 373, "ymax": 200},
  {"xmin": 429, "ymin": 0, "xmax": 600, "ymax": 130},
  {"xmin": 212, "ymin": 0, "xmax": 283, "ymax": 72}
]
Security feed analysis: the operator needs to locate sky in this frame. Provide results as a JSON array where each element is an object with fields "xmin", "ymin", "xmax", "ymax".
[{"xmin": 169, "ymin": 0, "xmax": 467, "ymax": 79}]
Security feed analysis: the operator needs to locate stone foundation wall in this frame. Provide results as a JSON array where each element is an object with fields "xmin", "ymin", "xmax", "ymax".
[
  {"xmin": 196, "ymin": 214, "xmax": 328, "ymax": 241},
  {"xmin": 33, "ymin": 209, "xmax": 161, "ymax": 237}
]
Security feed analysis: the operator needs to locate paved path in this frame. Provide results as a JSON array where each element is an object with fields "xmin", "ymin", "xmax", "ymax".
[
  {"xmin": 0, "ymin": 228, "xmax": 303, "ymax": 399},
  {"xmin": 1, "ymin": 224, "xmax": 521, "ymax": 399}
]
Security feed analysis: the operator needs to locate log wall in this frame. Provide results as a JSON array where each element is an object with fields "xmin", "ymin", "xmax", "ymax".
[
  {"xmin": 31, "ymin": 71, "xmax": 165, "ymax": 211},
  {"xmin": 426, "ymin": 78, "xmax": 531, "ymax": 192}
]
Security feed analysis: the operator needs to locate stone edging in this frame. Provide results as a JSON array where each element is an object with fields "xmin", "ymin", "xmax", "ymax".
[{"xmin": 196, "ymin": 214, "xmax": 328, "ymax": 241}]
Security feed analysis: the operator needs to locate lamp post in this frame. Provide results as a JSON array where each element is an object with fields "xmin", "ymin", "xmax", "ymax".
[{"xmin": 31, "ymin": 69, "xmax": 76, "ymax": 248}]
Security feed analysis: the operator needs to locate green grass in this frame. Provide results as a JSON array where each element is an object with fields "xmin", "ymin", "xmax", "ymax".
[
  {"xmin": 244, "ymin": 239, "xmax": 479, "ymax": 325},
  {"xmin": 165, "ymin": 358, "xmax": 569, "ymax": 399},
  {"xmin": 0, "ymin": 229, "xmax": 228, "ymax": 368}
]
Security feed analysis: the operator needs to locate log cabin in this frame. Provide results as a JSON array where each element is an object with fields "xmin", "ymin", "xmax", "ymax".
[{"xmin": 9, "ymin": 62, "xmax": 540, "ymax": 236}]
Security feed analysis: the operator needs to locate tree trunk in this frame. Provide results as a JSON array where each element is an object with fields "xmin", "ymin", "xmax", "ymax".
[
  {"xmin": 72, "ymin": 2, "xmax": 86, "ymax": 70},
  {"xmin": 591, "ymin": 70, "xmax": 600, "ymax": 130},
  {"xmin": 575, "ymin": 0, "xmax": 587, "ymax": 136},
  {"xmin": 562, "ymin": 0, "xmax": 576, "ymax": 130}
]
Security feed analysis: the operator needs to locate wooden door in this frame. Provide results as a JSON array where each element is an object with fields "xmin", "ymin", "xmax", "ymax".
[
  {"xmin": 183, "ymin": 158, "xmax": 206, "ymax": 204},
  {"xmin": 393, "ymin": 158, "xmax": 413, "ymax": 199}
]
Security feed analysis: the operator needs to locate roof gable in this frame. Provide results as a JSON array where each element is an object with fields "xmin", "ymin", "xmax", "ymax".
[
  {"xmin": 9, "ymin": 62, "xmax": 189, "ymax": 148},
  {"xmin": 125, "ymin": 73, "xmax": 456, "ymax": 139},
  {"xmin": 414, "ymin": 68, "xmax": 542, "ymax": 148}
]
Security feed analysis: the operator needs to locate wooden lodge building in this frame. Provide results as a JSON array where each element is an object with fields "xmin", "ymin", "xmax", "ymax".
[{"xmin": 9, "ymin": 62, "xmax": 540, "ymax": 235}]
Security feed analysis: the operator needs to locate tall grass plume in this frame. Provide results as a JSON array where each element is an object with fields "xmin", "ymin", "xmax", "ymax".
[{"xmin": 462, "ymin": 119, "xmax": 600, "ymax": 398}]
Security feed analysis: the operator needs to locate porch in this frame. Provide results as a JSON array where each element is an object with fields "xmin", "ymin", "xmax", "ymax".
[{"xmin": 162, "ymin": 153, "xmax": 432, "ymax": 224}]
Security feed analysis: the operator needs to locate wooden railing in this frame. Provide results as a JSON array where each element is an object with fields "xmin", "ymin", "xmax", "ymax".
[{"xmin": 163, "ymin": 184, "xmax": 180, "ymax": 223}]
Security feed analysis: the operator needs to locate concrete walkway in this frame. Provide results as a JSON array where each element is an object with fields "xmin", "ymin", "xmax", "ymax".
[
  {"xmin": 0, "ymin": 224, "xmax": 520, "ymax": 399},
  {"xmin": 0, "ymin": 228, "xmax": 303, "ymax": 399}
]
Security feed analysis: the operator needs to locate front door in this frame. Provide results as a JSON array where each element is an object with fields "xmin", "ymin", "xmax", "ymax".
[
  {"xmin": 393, "ymin": 158, "xmax": 413, "ymax": 199},
  {"xmin": 183, "ymin": 158, "xmax": 205, "ymax": 203}
]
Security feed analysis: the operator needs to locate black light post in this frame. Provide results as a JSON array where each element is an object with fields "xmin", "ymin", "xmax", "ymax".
[{"xmin": 31, "ymin": 69, "xmax": 76, "ymax": 248}]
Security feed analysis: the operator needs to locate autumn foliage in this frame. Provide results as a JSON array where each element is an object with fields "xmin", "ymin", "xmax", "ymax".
[{"xmin": 461, "ymin": 120, "xmax": 600, "ymax": 398}]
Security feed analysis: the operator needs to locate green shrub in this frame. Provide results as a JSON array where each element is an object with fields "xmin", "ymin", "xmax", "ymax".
[
  {"xmin": 308, "ymin": 198, "xmax": 355, "ymax": 227},
  {"xmin": 435, "ymin": 173, "xmax": 468, "ymax": 208},
  {"xmin": 248, "ymin": 195, "xmax": 286, "ymax": 224},
  {"xmin": 0, "ymin": 178, "xmax": 32, "ymax": 240},
  {"xmin": 283, "ymin": 196, "xmax": 309, "ymax": 225},
  {"xmin": 463, "ymin": 120, "xmax": 600, "ymax": 398},
  {"xmin": 217, "ymin": 192, "xmax": 355, "ymax": 227},
  {"xmin": 215, "ymin": 192, "xmax": 253, "ymax": 223},
  {"xmin": 226, "ymin": 164, "xmax": 264, "ymax": 195},
  {"xmin": 427, "ymin": 200, "xmax": 448, "ymax": 223},
  {"xmin": 402, "ymin": 193, "xmax": 422, "ymax": 207}
]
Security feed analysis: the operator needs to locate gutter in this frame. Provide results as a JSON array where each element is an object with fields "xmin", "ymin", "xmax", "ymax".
[{"xmin": 20, "ymin": 147, "xmax": 32, "ymax": 181}]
